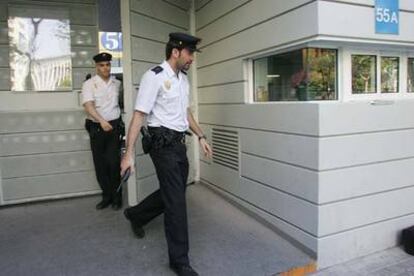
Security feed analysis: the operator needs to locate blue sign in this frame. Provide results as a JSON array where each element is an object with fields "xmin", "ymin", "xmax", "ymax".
[
  {"xmin": 100, "ymin": 32, "xmax": 123, "ymax": 52},
  {"xmin": 375, "ymin": 0, "xmax": 399, "ymax": 35}
]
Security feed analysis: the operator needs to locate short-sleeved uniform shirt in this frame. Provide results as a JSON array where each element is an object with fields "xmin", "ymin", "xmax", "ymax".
[
  {"xmin": 134, "ymin": 61, "xmax": 190, "ymax": 132},
  {"xmin": 81, "ymin": 75, "xmax": 121, "ymax": 122}
]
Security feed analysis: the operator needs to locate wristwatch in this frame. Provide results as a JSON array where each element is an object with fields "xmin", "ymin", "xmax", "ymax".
[{"xmin": 198, "ymin": 134, "xmax": 207, "ymax": 141}]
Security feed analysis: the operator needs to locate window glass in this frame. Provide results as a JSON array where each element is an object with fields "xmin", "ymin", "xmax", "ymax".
[
  {"xmin": 253, "ymin": 48, "xmax": 337, "ymax": 102},
  {"xmin": 8, "ymin": 5, "xmax": 72, "ymax": 91},
  {"xmin": 408, "ymin": 58, "xmax": 414, "ymax": 93},
  {"xmin": 307, "ymin": 48, "xmax": 337, "ymax": 100},
  {"xmin": 381, "ymin": 57, "xmax": 399, "ymax": 93},
  {"xmin": 352, "ymin": 55, "xmax": 377, "ymax": 94}
]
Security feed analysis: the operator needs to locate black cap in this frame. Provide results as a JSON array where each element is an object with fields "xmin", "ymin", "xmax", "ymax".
[
  {"xmin": 168, "ymin": 32, "xmax": 201, "ymax": 53},
  {"xmin": 93, "ymin": 52, "xmax": 112, "ymax": 63}
]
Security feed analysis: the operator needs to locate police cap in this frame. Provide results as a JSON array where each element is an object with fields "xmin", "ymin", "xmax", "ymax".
[
  {"xmin": 93, "ymin": 52, "xmax": 112, "ymax": 63},
  {"xmin": 168, "ymin": 32, "xmax": 201, "ymax": 52}
]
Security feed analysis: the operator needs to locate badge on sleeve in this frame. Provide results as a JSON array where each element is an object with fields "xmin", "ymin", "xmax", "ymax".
[{"xmin": 164, "ymin": 80, "xmax": 171, "ymax": 90}]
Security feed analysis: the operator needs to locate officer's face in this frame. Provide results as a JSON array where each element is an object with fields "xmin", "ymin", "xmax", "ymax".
[
  {"xmin": 177, "ymin": 48, "xmax": 194, "ymax": 71},
  {"xmin": 96, "ymin": 61, "xmax": 111, "ymax": 78}
]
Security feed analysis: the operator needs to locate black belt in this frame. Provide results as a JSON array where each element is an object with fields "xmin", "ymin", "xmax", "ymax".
[
  {"xmin": 86, "ymin": 117, "xmax": 121, "ymax": 126},
  {"xmin": 85, "ymin": 117, "xmax": 122, "ymax": 134},
  {"xmin": 148, "ymin": 126, "xmax": 186, "ymax": 144}
]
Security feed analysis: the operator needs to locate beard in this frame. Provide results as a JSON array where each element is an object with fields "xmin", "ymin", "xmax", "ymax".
[
  {"xmin": 177, "ymin": 53, "xmax": 192, "ymax": 72},
  {"xmin": 182, "ymin": 63, "xmax": 190, "ymax": 71},
  {"xmin": 177, "ymin": 59, "xmax": 191, "ymax": 71}
]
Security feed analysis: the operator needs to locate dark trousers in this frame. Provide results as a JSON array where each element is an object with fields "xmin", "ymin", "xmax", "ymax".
[
  {"xmin": 87, "ymin": 119, "xmax": 121, "ymax": 202},
  {"xmin": 127, "ymin": 143, "xmax": 190, "ymax": 266}
]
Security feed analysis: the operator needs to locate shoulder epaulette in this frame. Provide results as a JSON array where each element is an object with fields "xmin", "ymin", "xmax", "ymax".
[
  {"xmin": 151, "ymin": 66, "xmax": 164, "ymax": 74},
  {"xmin": 181, "ymin": 70, "xmax": 187, "ymax": 75},
  {"xmin": 84, "ymin": 73, "xmax": 92, "ymax": 82}
]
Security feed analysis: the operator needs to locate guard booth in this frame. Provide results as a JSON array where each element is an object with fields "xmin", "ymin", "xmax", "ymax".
[
  {"xmin": 1, "ymin": 0, "xmax": 414, "ymax": 271},
  {"xmin": 186, "ymin": 0, "xmax": 414, "ymax": 269}
]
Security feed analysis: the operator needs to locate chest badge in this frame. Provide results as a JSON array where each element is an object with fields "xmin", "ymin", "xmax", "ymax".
[{"xmin": 164, "ymin": 80, "xmax": 171, "ymax": 90}]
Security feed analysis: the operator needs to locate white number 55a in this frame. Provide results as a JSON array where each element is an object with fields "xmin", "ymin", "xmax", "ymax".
[{"xmin": 376, "ymin": 8, "xmax": 398, "ymax": 23}]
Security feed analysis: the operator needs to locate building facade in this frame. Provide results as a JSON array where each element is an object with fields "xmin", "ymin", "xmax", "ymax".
[{"xmin": 192, "ymin": 0, "xmax": 414, "ymax": 268}]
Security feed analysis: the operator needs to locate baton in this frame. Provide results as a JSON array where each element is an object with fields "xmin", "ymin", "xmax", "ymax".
[{"xmin": 116, "ymin": 167, "xmax": 131, "ymax": 193}]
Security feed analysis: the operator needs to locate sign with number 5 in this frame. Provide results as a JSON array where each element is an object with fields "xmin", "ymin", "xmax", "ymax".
[
  {"xmin": 375, "ymin": 0, "xmax": 399, "ymax": 34},
  {"xmin": 100, "ymin": 32, "xmax": 123, "ymax": 52}
]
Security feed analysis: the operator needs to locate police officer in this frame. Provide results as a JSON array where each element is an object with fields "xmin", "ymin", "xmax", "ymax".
[
  {"xmin": 82, "ymin": 52, "xmax": 123, "ymax": 210},
  {"xmin": 120, "ymin": 33, "xmax": 212, "ymax": 276}
]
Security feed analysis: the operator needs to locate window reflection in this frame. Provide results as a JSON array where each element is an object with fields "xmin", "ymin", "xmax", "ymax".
[
  {"xmin": 253, "ymin": 48, "xmax": 337, "ymax": 102},
  {"xmin": 408, "ymin": 58, "xmax": 414, "ymax": 93},
  {"xmin": 381, "ymin": 57, "xmax": 399, "ymax": 93},
  {"xmin": 352, "ymin": 55, "xmax": 376, "ymax": 94},
  {"xmin": 8, "ymin": 7, "xmax": 72, "ymax": 91}
]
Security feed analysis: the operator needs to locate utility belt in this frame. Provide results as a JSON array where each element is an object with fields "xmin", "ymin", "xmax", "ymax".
[{"xmin": 141, "ymin": 126, "xmax": 190, "ymax": 154}]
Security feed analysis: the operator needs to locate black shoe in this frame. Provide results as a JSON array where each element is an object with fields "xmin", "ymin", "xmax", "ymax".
[
  {"xmin": 123, "ymin": 209, "xmax": 145, "ymax": 239},
  {"xmin": 112, "ymin": 200, "xmax": 122, "ymax": 211},
  {"xmin": 96, "ymin": 199, "xmax": 112, "ymax": 210},
  {"xmin": 169, "ymin": 264, "xmax": 199, "ymax": 276}
]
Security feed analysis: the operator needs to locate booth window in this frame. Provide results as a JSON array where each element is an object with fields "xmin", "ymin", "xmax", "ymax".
[
  {"xmin": 352, "ymin": 55, "xmax": 377, "ymax": 94},
  {"xmin": 408, "ymin": 58, "xmax": 414, "ymax": 93},
  {"xmin": 352, "ymin": 54, "xmax": 400, "ymax": 95},
  {"xmin": 381, "ymin": 57, "xmax": 399, "ymax": 93},
  {"xmin": 253, "ymin": 48, "xmax": 337, "ymax": 102},
  {"xmin": 8, "ymin": 5, "xmax": 72, "ymax": 92}
]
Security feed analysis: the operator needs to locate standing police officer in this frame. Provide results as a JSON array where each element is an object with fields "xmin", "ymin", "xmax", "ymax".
[
  {"xmin": 82, "ymin": 52, "xmax": 123, "ymax": 210},
  {"xmin": 120, "ymin": 33, "xmax": 212, "ymax": 276}
]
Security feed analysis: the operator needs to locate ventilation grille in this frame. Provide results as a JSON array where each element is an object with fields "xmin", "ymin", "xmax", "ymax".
[{"xmin": 211, "ymin": 128, "xmax": 239, "ymax": 171}]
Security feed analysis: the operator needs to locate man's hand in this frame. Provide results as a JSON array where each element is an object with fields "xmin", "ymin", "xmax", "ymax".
[
  {"xmin": 121, "ymin": 153, "xmax": 135, "ymax": 176},
  {"xmin": 100, "ymin": 120, "xmax": 113, "ymax": 132},
  {"xmin": 119, "ymin": 110, "xmax": 146, "ymax": 179},
  {"xmin": 200, "ymin": 138, "xmax": 213, "ymax": 158}
]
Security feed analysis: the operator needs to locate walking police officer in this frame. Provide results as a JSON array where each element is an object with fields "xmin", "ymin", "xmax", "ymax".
[
  {"xmin": 120, "ymin": 33, "xmax": 212, "ymax": 276},
  {"xmin": 82, "ymin": 52, "xmax": 123, "ymax": 210}
]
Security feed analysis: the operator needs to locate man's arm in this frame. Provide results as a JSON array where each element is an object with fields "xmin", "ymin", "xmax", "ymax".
[
  {"xmin": 81, "ymin": 80, "xmax": 113, "ymax": 131},
  {"xmin": 120, "ymin": 110, "xmax": 146, "ymax": 175},
  {"xmin": 187, "ymin": 108, "xmax": 213, "ymax": 158},
  {"xmin": 120, "ymin": 69, "xmax": 159, "ymax": 175},
  {"xmin": 83, "ymin": 102, "xmax": 113, "ymax": 131}
]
